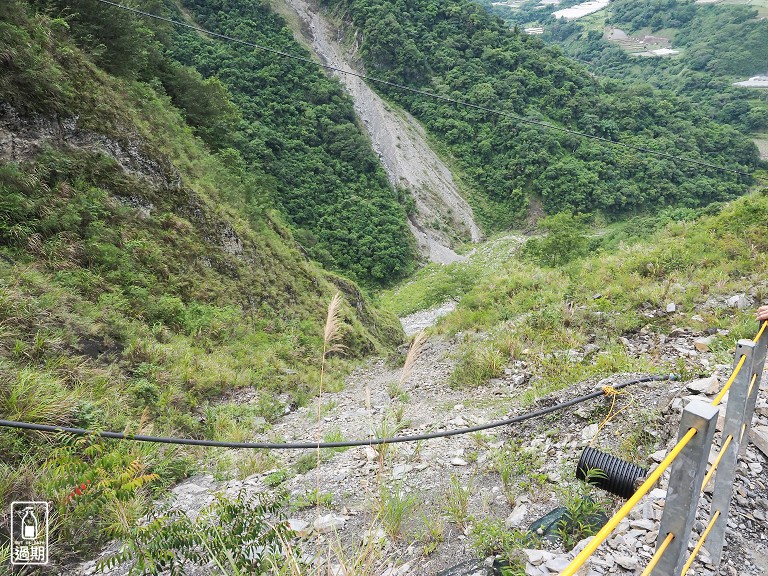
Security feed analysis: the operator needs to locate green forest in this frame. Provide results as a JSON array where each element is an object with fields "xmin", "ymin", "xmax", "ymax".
[
  {"xmin": 482, "ymin": 0, "xmax": 768, "ymax": 136},
  {"xmin": 28, "ymin": 0, "xmax": 417, "ymax": 286},
  {"xmin": 322, "ymin": 0, "xmax": 761, "ymax": 231},
  {"xmin": 26, "ymin": 0, "xmax": 764, "ymax": 241}
]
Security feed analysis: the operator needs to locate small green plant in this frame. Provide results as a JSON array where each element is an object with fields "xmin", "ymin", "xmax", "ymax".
[
  {"xmin": 292, "ymin": 488, "xmax": 332, "ymax": 509},
  {"xmin": 100, "ymin": 489, "xmax": 292, "ymax": 575},
  {"xmin": 294, "ymin": 453, "xmax": 318, "ymax": 474},
  {"xmin": 387, "ymin": 381, "xmax": 410, "ymax": 403},
  {"xmin": 404, "ymin": 422, "xmax": 438, "ymax": 463},
  {"xmin": 390, "ymin": 404, "xmax": 410, "ymax": 428},
  {"xmin": 42, "ymin": 435, "xmax": 158, "ymax": 548},
  {"xmin": 378, "ymin": 483, "xmax": 419, "ymax": 539},
  {"xmin": 554, "ymin": 470, "xmax": 609, "ymax": 551},
  {"xmin": 236, "ymin": 450, "xmax": 275, "ymax": 479},
  {"xmin": 469, "ymin": 431, "xmax": 490, "ymax": 449},
  {"xmin": 419, "ymin": 512, "xmax": 445, "ymax": 556},
  {"xmin": 323, "ymin": 427, "xmax": 349, "ymax": 453},
  {"xmin": 449, "ymin": 343, "xmax": 505, "ymax": 388},
  {"xmin": 316, "ymin": 399, "xmax": 338, "ymax": 419},
  {"xmin": 256, "ymin": 393, "xmax": 286, "ymax": 424},
  {"xmin": 491, "ymin": 441, "xmax": 544, "ymax": 505},
  {"xmin": 264, "ymin": 469, "xmax": 292, "ymax": 488},
  {"xmin": 443, "ymin": 474, "xmax": 472, "ymax": 529},
  {"xmin": 520, "ymin": 472, "xmax": 548, "ymax": 494},
  {"xmin": 268, "ymin": 526, "xmax": 385, "ymax": 576},
  {"xmin": 618, "ymin": 409, "xmax": 661, "ymax": 463},
  {"xmin": 470, "ymin": 518, "xmax": 530, "ymax": 575},
  {"xmin": 372, "ymin": 415, "xmax": 408, "ymax": 465}
]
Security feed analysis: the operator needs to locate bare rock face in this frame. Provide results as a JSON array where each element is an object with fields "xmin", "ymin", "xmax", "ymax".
[
  {"xmin": 0, "ymin": 103, "xmax": 181, "ymax": 190},
  {"xmin": 277, "ymin": 0, "xmax": 482, "ymax": 264}
]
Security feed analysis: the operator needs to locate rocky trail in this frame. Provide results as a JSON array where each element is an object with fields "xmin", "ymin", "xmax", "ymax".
[
  {"xmin": 275, "ymin": 0, "xmax": 481, "ymax": 264},
  {"xmin": 69, "ymin": 300, "xmax": 768, "ymax": 576}
]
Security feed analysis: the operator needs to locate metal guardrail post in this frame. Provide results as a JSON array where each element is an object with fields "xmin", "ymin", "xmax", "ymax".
[
  {"xmin": 741, "ymin": 329, "xmax": 768, "ymax": 457},
  {"xmin": 708, "ymin": 339, "xmax": 756, "ymax": 565},
  {"xmin": 651, "ymin": 401, "xmax": 718, "ymax": 576}
]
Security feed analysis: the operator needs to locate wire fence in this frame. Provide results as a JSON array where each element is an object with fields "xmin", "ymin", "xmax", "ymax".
[{"xmin": 561, "ymin": 320, "xmax": 768, "ymax": 576}]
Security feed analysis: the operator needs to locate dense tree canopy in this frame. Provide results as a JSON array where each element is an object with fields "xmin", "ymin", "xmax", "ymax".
[
  {"xmin": 322, "ymin": 0, "xmax": 759, "ymax": 229},
  {"xmin": 20, "ymin": 0, "xmax": 764, "ymax": 251},
  {"xmin": 484, "ymin": 0, "xmax": 768, "ymax": 136},
  {"xmin": 33, "ymin": 0, "xmax": 416, "ymax": 285}
]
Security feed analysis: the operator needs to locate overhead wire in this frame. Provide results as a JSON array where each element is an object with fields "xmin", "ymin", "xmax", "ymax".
[
  {"xmin": 93, "ymin": 0, "xmax": 764, "ymax": 183},
  {"xmin": 0, "ymin": 375, "xmax": 669, "ymax": 450}
]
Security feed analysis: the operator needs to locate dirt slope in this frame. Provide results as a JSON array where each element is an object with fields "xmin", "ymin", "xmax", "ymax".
[{"xmin": 276, "ymin": 0, "xmax": 482, "ymax": 264}]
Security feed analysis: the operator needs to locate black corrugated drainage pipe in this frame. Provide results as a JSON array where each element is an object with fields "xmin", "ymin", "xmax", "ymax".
[{"xmin": 576, "ymin": 446, "xmax": 648, "ymax": 499}]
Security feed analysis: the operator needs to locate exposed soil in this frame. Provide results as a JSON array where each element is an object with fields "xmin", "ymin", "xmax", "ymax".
[{"xmin": 276, "ymin": 0, "xmax": 482, "ymax": 264}]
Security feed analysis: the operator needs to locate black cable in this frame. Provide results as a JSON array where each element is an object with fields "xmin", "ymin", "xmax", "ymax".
[
  {"xmin": 0, "ymin": 374, "xmax": 672, "ymax": 450},
  {"xmin": 92, "ymin": 0, "xmax": 763, "ymax": 183}
]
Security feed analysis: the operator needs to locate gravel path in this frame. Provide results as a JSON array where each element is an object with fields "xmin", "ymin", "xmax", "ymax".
[
  {"xmin": 64, "ymin": 308, "xmax": 768, "ymax": 576},
  {"xmin": 400, "ymin": 302, "xmax": 458, "ymax": 336}
]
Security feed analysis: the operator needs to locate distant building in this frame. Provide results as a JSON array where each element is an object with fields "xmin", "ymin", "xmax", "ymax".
[{"xmin": 524, "ymin": 27, "xmax": 545, "ymax": 35}]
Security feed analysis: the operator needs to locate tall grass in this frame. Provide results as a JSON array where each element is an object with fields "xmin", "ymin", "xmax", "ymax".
[
  {"xmin": 315, "ymin": 292, "xmax": 345, "ymax": 523},
  {"xmin": 0, "ymin": 367, "xmax": 77, "ymax": 425},
  {"xmin": 378, "ymin": 483, "xmax": 419, "ymax": 539},
  {"xmin": 381, "ymin": 193, "xmax": 768, "ymax": 398}
]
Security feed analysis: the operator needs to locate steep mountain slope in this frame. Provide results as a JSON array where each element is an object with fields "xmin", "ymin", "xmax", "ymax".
[
  {"xmin": 278, "ymin": 0, "xmax": 483, "ymax": 264},
  {"xmin": 160, "ymin": 0, "xmax": 417, "ymax": 284},
  {"xmin": 35, "ymin": 0, "xmax": 416, "ymax": 285},
  {"xmin": 61, "ymin": 186, "xmax": 768, "ymax": 576},
  {"xmin": 320, "ymin": 0, "xmax": 761, "ymax": 231},
  {"xmin": 495, "ymin": 0, "xmax": 768, "ymax": 137},
  {"xmin": 0, "ymin": 1, "xmax": 403, "ymax": 558}
]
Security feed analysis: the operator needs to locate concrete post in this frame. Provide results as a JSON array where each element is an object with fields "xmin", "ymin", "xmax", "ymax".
[
  {"xmin": 651, "ymin": 401, "xmax": 719, "ymax": 576},
  {"xmin": 740, "ymin": 329, "xmax": 768, "ymax": 457},
  {"xmin": 708, "ymin": 339, "xmax": 756, "ymax": 565}
]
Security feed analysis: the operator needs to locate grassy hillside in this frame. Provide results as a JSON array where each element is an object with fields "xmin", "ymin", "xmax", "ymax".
[
  {"xmin": 32, "ymin": 0, "xmax": 416, "ymax": 286},
  {"xmin": 382, "ymin": 191, "xmax": 768, "ymax": 401},
  {"xmin": 0, "ymin": 1, "xmax": 403, "ymax": 560},
  {"xmin": 323, "ymin": 0, "xmax": 761, "ymax": 231}
]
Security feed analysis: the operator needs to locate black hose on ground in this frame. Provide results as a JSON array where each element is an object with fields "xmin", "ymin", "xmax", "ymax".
[{"xmin": 0, "ymin": 374, "xmax": 674, "ymax": 450}]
